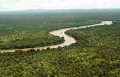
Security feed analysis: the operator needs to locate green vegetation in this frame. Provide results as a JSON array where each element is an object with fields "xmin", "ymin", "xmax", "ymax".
[
  {"xmin": 0, "ymin": 9, "xmax": 120, "ymax": 76},
  {"xmin": 0, "ymin": 21, "xmax": 120, "ymax": 76},
  {"xmin": 0, "ymin": 11, "xmax": 101, "ymax": 49}
]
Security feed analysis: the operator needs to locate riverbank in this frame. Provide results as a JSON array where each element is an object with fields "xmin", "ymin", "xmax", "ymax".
[{"xmin": 0, "ymin": 21, "xmax": 112, "ymax": 53}]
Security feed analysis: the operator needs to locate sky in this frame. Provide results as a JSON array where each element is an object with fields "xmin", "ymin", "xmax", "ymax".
[{"xmin": 0, "ymin": 0, "xmax": 120, "ymax": 11}]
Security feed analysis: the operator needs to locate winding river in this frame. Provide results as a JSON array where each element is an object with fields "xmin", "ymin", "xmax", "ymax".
[{"xmin": 0, "ymin": 21, "xmax": 112, "ymax": 53}]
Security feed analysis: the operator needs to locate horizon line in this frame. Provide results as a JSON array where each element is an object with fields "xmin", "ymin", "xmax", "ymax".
[{"xmin": 0, "ymin": 8, "xmax": 120, "ymax": 12}]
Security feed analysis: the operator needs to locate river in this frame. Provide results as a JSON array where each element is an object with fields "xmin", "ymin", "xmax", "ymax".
[{"xmin": 0, "ymin": 21, "xmax": 112, "ymax": 53}]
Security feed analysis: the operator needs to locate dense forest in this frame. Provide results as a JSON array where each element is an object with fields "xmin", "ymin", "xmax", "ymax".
[
  {"xmin": 0, "ymin": 10, "xmax": 102, "ymax": 49},
  {"xmin": 0, "ymin": 9, "xmax": 120, "ymax": 76}
]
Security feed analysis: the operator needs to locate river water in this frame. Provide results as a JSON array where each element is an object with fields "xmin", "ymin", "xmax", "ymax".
[{"xmin": 0, "ymin": 21, "xmax": 112, "ymax": 53}]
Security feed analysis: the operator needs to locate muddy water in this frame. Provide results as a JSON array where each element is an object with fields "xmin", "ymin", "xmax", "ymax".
[{"xmin": 0, "ymin": 21, "xmax": 112, "ymax": 53}]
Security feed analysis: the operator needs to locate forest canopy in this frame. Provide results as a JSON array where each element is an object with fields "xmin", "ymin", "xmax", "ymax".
[{"xmin": 0, "ymin": 9, "xmax": 120, "ymax": 76}]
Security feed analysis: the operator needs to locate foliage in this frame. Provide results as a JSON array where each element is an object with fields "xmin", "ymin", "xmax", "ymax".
[
  {"xmin": 0, "ymin": 21, "xmax": 120, "ymax": 76},
  {"xmin": 0, "ymin": 12, "xmax": 101, "ymax": 49},
  {"xmin": 0, "ymin": 10, "xmax": 120, "ymax": 76}
]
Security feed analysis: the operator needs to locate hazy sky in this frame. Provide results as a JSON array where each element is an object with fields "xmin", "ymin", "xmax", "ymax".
[{"xmin": 0, "ymin": 0, "xmax": 120, "ymax": 11}]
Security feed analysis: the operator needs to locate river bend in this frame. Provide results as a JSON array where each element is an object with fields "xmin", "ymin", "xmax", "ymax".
[{"xmin": 0, "ymin": 21, "xmax": 112, "ymax": 53}]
